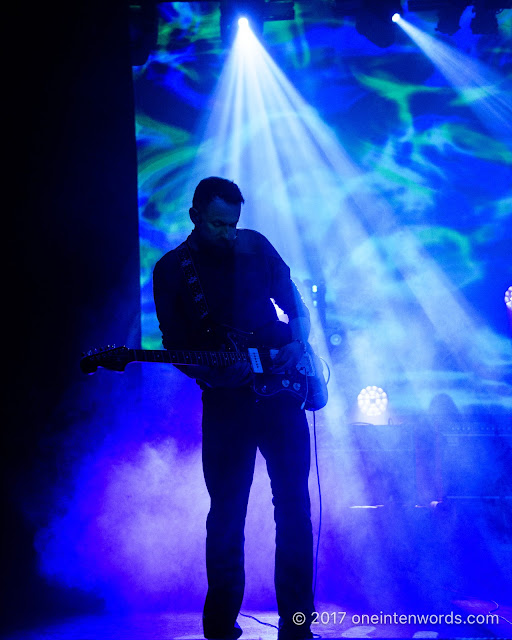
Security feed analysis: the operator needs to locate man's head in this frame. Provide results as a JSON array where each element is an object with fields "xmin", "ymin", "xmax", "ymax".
[{"xmin": 190, "ymin": 177, "xmax": 245, "ymax": 251}]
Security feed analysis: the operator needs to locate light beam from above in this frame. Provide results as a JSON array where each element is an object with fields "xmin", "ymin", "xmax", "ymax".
[
  {"xmin": 192, "ymin": 18, "xmax": 511, "ymax": 424},
  {"xmin": 396, "ymin": 16, "xmax": 512, "ymax": 148}
]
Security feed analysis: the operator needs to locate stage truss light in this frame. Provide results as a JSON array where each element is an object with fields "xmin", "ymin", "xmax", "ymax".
[
  {"xmin": 470, "ymin": 0, "xmax": 502, "ymax": 33},
  {"xmin": 220, "ymin": 0, "xmax": 295, "ymax": 46},
  {"xmin": 435, "ymin": 0, "xmax": 470, "ymax": 34},
  {"xmin": 408, "ymin": 0, "xmax": 511, "ymax": 34},
  {"xmin": 358, "ymin": 386, "xmax": 389, "ymax": 416},
  {"xmin": 355, "ymin": 0, "xmax": 404, "ymax": 47},
  {"xmin": 220, "ymin": 0, "xmax": 264, "ymax": 45}
]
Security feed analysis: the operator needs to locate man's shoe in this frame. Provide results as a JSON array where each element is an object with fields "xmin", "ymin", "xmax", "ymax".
[
  {"xmin": 204, "ymin": 621, "xmax": 243, "ymax": 640},
  {"xmin": 277, "ymin": 625, "xmax": 313, "ymax": 640},
  {"xmin": 277, "ymin": 632, "xmax": 313, "ymax": 640}
]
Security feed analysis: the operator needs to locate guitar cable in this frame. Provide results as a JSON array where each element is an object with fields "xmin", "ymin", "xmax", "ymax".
[
  {"xmin": 312, "ymin": 408, "xmax": 322, "ymax": 600},
  {"xmin": 312, "ymin": 356, "xmax": 329, "ymax": 611}
]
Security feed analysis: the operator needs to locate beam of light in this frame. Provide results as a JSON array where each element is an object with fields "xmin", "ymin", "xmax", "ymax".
[
  {"xmin": 396, "ymin": 16, "xmax": 512, "ymax": 148},
  {"xmin": 193, "ymin": 15, "xmax": 511, "ymax": 423}
]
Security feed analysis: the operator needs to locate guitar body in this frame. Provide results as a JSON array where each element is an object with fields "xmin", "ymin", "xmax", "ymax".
[
  {"xmin": 217, "ymin": 323, "xmax": 328, "ymax": 411},
  {"xmin": 81, "ymin": 321, "xmax": 328, "ymax": 411}
]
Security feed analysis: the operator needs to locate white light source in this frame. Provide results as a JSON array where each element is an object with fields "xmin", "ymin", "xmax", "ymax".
[
  {"xmin": 358, "ymin": 386, "xmax": 388, "ymax": 416},
  {"xmin": 238, "ymin": 16, "xmax": 249, "ymax": 28},
  {"xmin": 505, "ymin": 286, "xmax": 512, "ymax": 310},
  {"xmin": 391, "ymin": 12, "xmax": 401, "ymax": 22}
]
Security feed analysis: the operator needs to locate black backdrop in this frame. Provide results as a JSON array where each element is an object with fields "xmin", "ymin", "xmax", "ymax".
[{"xmin": 4, "ymin": 0, "xmax": 141, "ymax": 628}]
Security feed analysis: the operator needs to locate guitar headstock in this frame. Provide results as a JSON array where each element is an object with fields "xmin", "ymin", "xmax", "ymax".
[{"xmin": 80, "ymin": 345, "xmax": 133, "ymax": 374}]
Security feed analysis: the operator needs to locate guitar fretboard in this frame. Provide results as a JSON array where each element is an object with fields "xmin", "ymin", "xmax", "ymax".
[{"xmin": 131, "ymin": 348, "xmax": 250, "ymax": 368}]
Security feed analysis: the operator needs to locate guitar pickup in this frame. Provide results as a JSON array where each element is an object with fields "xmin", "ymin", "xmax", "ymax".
[{"xmin": 247, "ymin": 348, "xmax": 264, "ymax": 373}]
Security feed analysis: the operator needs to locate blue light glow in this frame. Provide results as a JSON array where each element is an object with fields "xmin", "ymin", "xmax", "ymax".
[{"xmin": 28, "ymin": 1, "xmax": 512, "ymax": 618}]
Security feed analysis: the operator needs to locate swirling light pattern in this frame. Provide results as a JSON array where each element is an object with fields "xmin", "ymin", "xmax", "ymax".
[{"xmin": 135, "ymin": 4, "xmax": 511, "ymax": 414}]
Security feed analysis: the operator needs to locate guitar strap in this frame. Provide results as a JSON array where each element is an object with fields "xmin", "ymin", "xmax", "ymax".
[{"xmin": 176, "ymin": 240, "xmax": 212, "ymax": 329}]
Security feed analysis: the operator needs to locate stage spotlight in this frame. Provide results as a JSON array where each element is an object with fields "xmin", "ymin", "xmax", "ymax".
[
  {"xmin": 220, "ymin": 0, "xmax": 295, "ymax": 46},
  {"xmin": 470, "ymin": 1, "xmax": 500, "ymax": 34},
  {"xmin": 358, "ymin": 386, "xmax": 388, "ymax": 416},
  {"xmin": 220, "ymin": 0, "xmax": 264, "ymax": 46},
  {"xmin": 435, "ymin": 0, "xmax": 469, "ymax": 34},
  {"xmin": 408, "ymin": 0, "xmax": 511, "ymax": 35},
  {"xmin": 505, "ymin": 286, "xmax": 512, "ymax": 309},
  {"xmin": 355, "ymin": 0, "xmax": 404, "ymax": 47}
]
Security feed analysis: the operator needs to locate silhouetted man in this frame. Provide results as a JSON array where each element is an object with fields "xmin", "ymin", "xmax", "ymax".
[{"xmin": 153, "ymin": 177, "xmax": 315, "ymax": 640}]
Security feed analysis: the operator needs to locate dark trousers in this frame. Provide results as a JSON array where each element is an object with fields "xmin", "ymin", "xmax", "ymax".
[{"xmin": 201, "ymin": 387, "xmax": 314, "ymax": 638}]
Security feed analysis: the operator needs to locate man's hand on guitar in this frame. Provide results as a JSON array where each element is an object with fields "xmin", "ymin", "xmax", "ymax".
[{"xmin": 271, "ymin": 340, "xmax": 305, "ymax": 373}]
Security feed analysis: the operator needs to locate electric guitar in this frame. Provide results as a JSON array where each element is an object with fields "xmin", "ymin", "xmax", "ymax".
[{"xmin": 81, "ymin": 323, "xmax": 328, "ymax": 411}]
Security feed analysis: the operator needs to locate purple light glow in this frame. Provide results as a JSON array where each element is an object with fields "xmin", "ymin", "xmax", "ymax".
[
  {"xmin": 32, "ymin": 368, "xmax": 286, "ymax": 612},
  {"xmin": 36, "ymin": 435, "xmax": 210, "ymax": 609}
]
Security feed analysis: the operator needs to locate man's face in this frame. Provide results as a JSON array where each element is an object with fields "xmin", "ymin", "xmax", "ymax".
[{"xmin": 193, "ymin": 196, "xmax": 241, "ymax": 251}]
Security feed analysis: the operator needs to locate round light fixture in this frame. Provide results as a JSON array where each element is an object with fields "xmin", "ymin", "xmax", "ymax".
[
  {"xmin": 358, "ymin": 386, "xmax": 388, "ymax": 416},
  {"xmin": 505, "ymin": 286, "xmax": 512, "ymax": 310}
]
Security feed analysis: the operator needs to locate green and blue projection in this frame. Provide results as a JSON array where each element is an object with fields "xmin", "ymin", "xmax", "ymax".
[{"xmin": 135, "ymin": 3, "xmax": 512, "ymax": 421}]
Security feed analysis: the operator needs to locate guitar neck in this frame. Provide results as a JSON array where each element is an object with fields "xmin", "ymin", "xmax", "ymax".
[{"xmin": 131, "ymin": 348, "xmax": 249, "ymax": 368}]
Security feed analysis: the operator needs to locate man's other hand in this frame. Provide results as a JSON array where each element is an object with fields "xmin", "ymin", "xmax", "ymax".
[{"xmin": 271, "ymin": 341, "xmax": 305, "ymax": 373}]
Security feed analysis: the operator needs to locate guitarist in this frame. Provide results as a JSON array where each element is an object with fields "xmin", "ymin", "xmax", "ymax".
[{"xmin": 153, "ymin": 177, "xmax": 315, "ymax": 640}]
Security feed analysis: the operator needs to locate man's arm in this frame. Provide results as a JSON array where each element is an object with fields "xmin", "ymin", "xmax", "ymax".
[
  {"xmin": 262, "ymin": 237, "xmax": 312, "ymax": 371},
  {"xmin": 289, "ymin": 299, "xmax": 311, "ymax": 342}
]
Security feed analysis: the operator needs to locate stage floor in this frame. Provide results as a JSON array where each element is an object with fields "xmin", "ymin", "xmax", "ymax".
[{"xmin": 4, "ymin": 599, "xmax": 512, "ymax": 640}]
